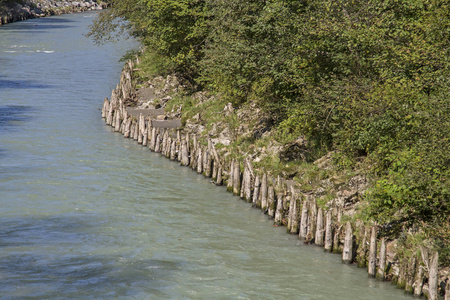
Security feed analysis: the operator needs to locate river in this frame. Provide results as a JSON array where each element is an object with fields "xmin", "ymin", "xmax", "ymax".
[{"xmin": 0, "ymin": 12, "xmax": 412, "ymax": 299}]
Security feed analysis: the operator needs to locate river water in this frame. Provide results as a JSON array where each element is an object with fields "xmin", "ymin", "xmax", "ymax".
[{"xmin": 0, "ymin": 12, "xmax": 412, "ymax": 300}]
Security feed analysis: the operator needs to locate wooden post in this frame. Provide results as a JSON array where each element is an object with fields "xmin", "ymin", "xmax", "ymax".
[
  {"xmin": 413, "ymin": 265, "xmax": 424, "ymax": 297},
  {"xmin": 154, "ymin": 133, "xmax": 161, "ymax": 153},
  {"xmin": 267, "ymin": 184, "xmax": 275, "ymax": 218},
  {"xmin": 130, "ymin": 122, "xmax": 135, "ymax": 139},
  {"xmin": 342, "ymin": 221, "xmax": 353, "ymax": 264},
  {"xmin": 252, "ymin": 175, "xmax": 260, "ymax": 208},
  {"xmin": 106, "ymin": 105, "xmax": 113, "ymax": 125},
  {"xmin": 212, "ymin": 160, "xmax": 217, "ymax": 180},
  {"xmin": 133, "ymin": 120, "xmax": 139, "ymax": 140},
  {"xmin": 308, "ymin": 198, "xmax": 317, "ymax": 243},
  {"xmin": 124, "ymin": 117, "xmax": 131, "ymax": 138},
  {"xmin": 315, "ymin": 208, "xmax": 324, "ymax": 246},
  {"xmin": 289, "ymin": 187, "xmax": 300, "ymax": 234},
  {"xmin": 405, "ymin": 254, "xmax": 416, "ymax": 293},
  {"xmin": 333, "ymin": 225, "xmax": 342, "ymax": 254},
  {"xmin": 149, "ymin": 127, "xmax": 156, "ymax": 151},
  {"xmin": 357, "ymin": 223, "xmax": 368, "ymax": 268},
  {"xmin": 138, "ymin": 113, "xmax": 144, "ymax": 143},
  {"xmin": 260, "ymin": 173, "xmax": 268, "ymax": 212},
  {"xmin": 428, "ymin": 251, "xmax": 439, "ymax": 300},
  {"xmin": 102, "ymin": 97, "xmax": 109, "ymax": 118},
  {"xmin": 142, "ymin": 127, "xmax": 148, "ymax": 146},
  {"xmin": 162, "ymin": 135, "xmax": 168, "ymax": 156},
  {"xmin": 170, "ymin": 140, "xmax": 176, "ymax": 160},
  {"xmin": 227, "ymin": 159, "xmax": 234, "ymax": 192},
  {"xmin": 181, "ymin": 139, "xmax": 189, "ymax": 166},
  {"xmin": 114, "ymin": 109, "xmax": 121, "ymax": 132},
  {"xmin": 205, "ymin": 141, "xmax": 213, "ymax": 178},
  {"xmin": 274, "ymin": 190, "xmax": 283, "ymax": 225},
  {"xmin": 444, "ymin": 278, "xmax": 450, "ymax": 300},
  {"xmin": 368, "ymin": 226, "xmax": 377, "ymax": 277},
  {"xmin": 324, "ymin": 210, "xmax": 333, "ymax": 252},
  {"xmin": 233, "ymin": 160, "xmax": 240, "ymax": 196},
  {"xmin": 165, "ymin": 135, "xmax": 171, "ymax": 158},
  {"xmin": 397, "ymin": 258, "xmax": 407, "ymax": 289},
  {"xmin": 216, "ymin": 165, "xmax": 223, "ymax": 185},
  {"xmin": 377, "ymin": 237, "xmax": 387, "ymax": 280},
  {"xmin": 299, "ymin": 197, "xmax": 308, "ymax": 241},
  {"xmin": 243, "ymin": 162, "xmax": 252, "ymax": 201},
  {"xmin": 197, "ymin": 147, "xmax": 203, "ymax": 174}
]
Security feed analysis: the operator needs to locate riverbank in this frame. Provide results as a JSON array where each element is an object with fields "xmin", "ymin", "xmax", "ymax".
[
  {"xmin": 101, "ymin": 59, "xmax": 449, "ymax": 299},
  {"xmin": 0, "ymin": 0, "xmax": 105, "ymax": 25}
]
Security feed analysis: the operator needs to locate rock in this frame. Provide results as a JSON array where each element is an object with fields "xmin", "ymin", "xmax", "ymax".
[{"xmin": 279, "ymin": 136, "xmax": 309, "ymax": 162}]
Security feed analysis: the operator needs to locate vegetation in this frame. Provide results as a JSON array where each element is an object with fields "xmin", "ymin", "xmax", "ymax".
[{"xmin": 89, "ymin": 0, "xmax": 449, "ymax": 264}]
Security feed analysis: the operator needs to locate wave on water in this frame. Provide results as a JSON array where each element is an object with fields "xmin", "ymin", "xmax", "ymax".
[{"xmin": 35, "ymin": 50, "xmax": 55, "ymax": 53}]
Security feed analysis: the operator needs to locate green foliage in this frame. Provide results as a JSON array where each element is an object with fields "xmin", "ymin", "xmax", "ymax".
[{"xmin": 89, "ymin": 0, "xmax": 450, "ymax": 258}]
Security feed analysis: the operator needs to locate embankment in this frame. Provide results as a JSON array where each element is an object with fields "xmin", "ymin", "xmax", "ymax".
[
  {"xmin": 0, "ymin": 0, "xmax": 105, "ymax": 25},
  {"xmin": 101, "ymin": 59, "xmax": 450, "ymax": 300}
]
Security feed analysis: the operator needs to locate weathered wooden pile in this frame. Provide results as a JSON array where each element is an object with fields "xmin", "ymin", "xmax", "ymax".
[{"xmin": 102, "ymin": 60, "xmax": 449, "ymax": 300}]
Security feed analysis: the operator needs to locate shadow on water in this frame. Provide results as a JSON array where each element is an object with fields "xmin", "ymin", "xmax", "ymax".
[
  {"xmin": 0, "ymin": 105, "xmax": 34, "ymax": 131},
  {"xmin": 0, "ymin": 20, "xmax": 74, "ymax": 31},
  {"xmin": 0, "ymin": 215, "xmax": 179, "ymax": 298},
  {"xmin": 0, "ymin": 77, "xmax": 53, "ymax": 89}
]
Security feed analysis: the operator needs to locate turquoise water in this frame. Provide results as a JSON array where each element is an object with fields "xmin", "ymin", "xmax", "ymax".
[{"xmin": 0, "ymin": 12, "xmax": 411, "ymax": 299}]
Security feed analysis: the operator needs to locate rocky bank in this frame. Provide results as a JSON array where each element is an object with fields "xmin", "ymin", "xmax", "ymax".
[{"xmin": 0, "ymin": 0, "xmax": 105, "ymax": 25}]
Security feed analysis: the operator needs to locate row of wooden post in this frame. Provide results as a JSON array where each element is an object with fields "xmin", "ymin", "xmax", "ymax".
[{"xmin": 102, "ymin": 60, "xmax": 448, "ymax": 300}]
